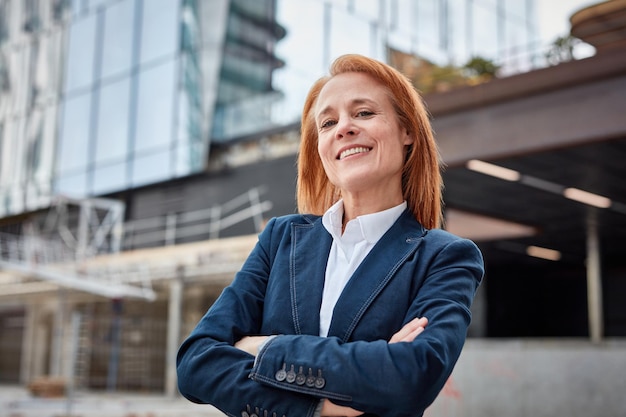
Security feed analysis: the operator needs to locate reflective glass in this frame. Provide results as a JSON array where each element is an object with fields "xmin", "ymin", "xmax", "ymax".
[
  {"xmin": 275, "ymin": 1, "xmax": 325, "ymax": 75},
  {"xmin": 505, "ymin": 0, "xmax": 528, "ymax": 20},
  {"xmin": 416, "ymin": 0, "xmax": 439, "ymax": 49},
  {"xmin": 95, "ymin": 77, "xmax": 131, "ymax": 164},
  {"xmin": 134, "ymin": 60, "xmax": 176, "ymax": 153},
  {"xmin": 65, "ymin": 13, "xmax": 97, "ymax": 92},
  {"xmin": 131, "ymin": 150, "xmax": 170, "ymax": 187},
  {"xmin": 0, "ymin": 121, "xmax": 12, "ymax": 192},
  {"xmin": 25, "ymin": 104, "xmax": 57, "ymax": 210},
  {"xmin": 174, "ymin": 142, "xmax": 204, "ymax": 177},
  {"xmin": 352, "ymin": 0, "xmax": 380, "ymax": 21},
  {"xmin": 447, "ymin": 0, "xmax": 470, "ymax": 65},
  {"xmin": 273, "ymin": 0, "xmax": 325, "ymax": 126},
  {"xmin": 57, "ymin": 92, "xmax": 92, "ymax": 174},
  {"xmin": 101, "ymin": 0, "xmax": 135, "ymax": 80},
  {"xmin": 140, "ymin": 0, "xmax": 179, "ymax": 65},
  {"xmin": 88, "ymin": 0, "xmax": 112, "ymax": 11},
  {"xmin": 25, "ymin": 109, "xmax": 44, "ymax": 178},
  {"xmin": 92, "ymin": 161, "xmax": 127, "ymax": 195},
  {"xmin": 55, "ymin": 171, "xmax": 88, "ymax": 198},
  {"xmin": 177, "ymin": 68, "xmax": 202, "ymax": 146},
  {"xmin": 394, "ymin": 0, "xmax": 416, "ymax": 38},
  {"xmin": 472, "ymin": 2, "xmax": 499, "ymax": 58},
  {"xmin": 329, "ymin": 6, "xmax": 373, "ymax": 60}
]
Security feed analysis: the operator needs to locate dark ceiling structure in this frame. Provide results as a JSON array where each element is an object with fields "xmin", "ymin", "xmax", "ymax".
[{"xmin": 423, "ymin": 2, "xmax": 626, "ymax": 336}]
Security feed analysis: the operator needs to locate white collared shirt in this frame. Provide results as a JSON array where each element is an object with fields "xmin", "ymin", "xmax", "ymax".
[{"xmin": 319, "ymin": 199, "xmax": 407, "ymax": 337}]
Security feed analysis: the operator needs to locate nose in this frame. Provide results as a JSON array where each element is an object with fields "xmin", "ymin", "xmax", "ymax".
[{"xmin": 335, "ymin": 116, "xmax": 356, "ymax": 139}]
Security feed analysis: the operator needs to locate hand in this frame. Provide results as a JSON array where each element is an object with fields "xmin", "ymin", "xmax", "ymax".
[
  {"xmin": 321, "ymin": 399, "xmax": 364, "ymax": 416},
  {"xmin": 234, "ymin": 335, "xmax": 269, "ymax": 357},
  {"xmin": 389, "ymin": 317, "xmax": 428, "ymax": 343}
]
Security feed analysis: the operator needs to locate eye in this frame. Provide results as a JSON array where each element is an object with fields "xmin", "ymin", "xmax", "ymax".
[
  {"xmin": 356, "ymin": 110, "xmax": 374, "ymax": 117},
  {"xmin": 319, "ymin": 119, "xmax": 337, "ymax": 129}
]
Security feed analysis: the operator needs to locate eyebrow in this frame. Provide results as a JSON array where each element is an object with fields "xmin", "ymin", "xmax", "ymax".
[{"xmin": 316, "ymin": 98, "xmax": 377, "ymax": 119}]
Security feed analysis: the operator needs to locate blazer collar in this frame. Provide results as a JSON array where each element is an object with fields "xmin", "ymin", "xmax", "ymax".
[{"xmin": 289, "ymin": 210, "xmax": 426, "ymax": 340}]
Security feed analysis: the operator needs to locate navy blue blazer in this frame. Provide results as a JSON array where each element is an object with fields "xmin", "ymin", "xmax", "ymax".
[{"xmin": 177, "ymin": 209, "xmax": 484, "ymax": 417}]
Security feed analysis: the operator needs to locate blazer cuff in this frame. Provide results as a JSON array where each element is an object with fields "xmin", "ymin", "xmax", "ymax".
[{"xmin": 253, "ymin": 335, "xmax": 277, "ymax": 367}]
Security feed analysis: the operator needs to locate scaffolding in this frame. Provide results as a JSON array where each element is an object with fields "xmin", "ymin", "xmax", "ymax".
[
  {"xmin": 0, "ymin": 186, "xmax": 272, "ymax": 300},
  {"xmin": 0, "ymin": 187, "xmax": 272, "ymax": 392}
]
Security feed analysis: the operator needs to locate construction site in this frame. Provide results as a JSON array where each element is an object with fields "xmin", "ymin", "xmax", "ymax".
[{"xmin": 1, "ymin": 1, "xmax": 626, "ymax": 416}]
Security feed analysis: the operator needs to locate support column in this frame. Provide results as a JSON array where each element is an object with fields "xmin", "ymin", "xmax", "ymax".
[
  {"xmin": 50, "ymin": 290, "xmax": 67, "ymax": 376},
  {"xmin": 20, "ymin": 304, "xmax": 37, "ymax": 384},
  {"xmin": 586, "ymin": 213, "xmax": 603, "ymax": 343},
  {"xmin": 165, "ymin": 271, "xmax": 183, "ymax": 398}
]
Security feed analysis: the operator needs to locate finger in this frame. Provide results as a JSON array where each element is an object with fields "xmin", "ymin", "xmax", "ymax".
[
  {"xmin": 399, "ymin": 325, "xmax": 425, "ymax": 342},
  {"xmin": 389, "ymin": 318, "xmax": 419, "ymax": 343},
  {"xmin": 389, "ymin": 317, "xmax": 428, "ymax": 343}
]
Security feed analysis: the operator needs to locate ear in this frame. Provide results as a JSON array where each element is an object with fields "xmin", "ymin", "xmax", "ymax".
[{"xmin": 403, "ymin": 130, "xmax": 414, "ymax": 146}]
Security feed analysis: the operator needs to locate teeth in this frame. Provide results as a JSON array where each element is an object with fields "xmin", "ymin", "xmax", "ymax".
[{"xmin": 339, "ymin": 147, "xmax": 370, "ymax": 160}]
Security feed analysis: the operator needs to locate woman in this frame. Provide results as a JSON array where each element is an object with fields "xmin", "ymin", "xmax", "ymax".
[{"xmin": 177, "ymin": 54, "xmax": 484, "ymax": 417}]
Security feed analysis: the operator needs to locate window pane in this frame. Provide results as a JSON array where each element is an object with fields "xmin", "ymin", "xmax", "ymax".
[
  {"xmin": 275, "ymin": 1, "xmax": 325, "ymax": 75},
  {"xmin": 88, "ymin": 0, "xmax": 112, "ymax": 11},
  {"xmin": 329, "ymin": 6, "xmax": 372, "ymax": 60},
  {"xmin": 174, "ymin": 142, "xmax": 204, "ymax": 177},
  {"xmin": 57, "ymin": 92, "xmax": 92, "ymax": 174},
  {"xmin": 65, "ymin": 13, "xmax": 97, "ymax": 92},
  {"xmin": 101, "ymin": 0, "xmax": 135, "ymax": 80},
  {"xmin": 353, "ymin": 0, "xmax": 380, "ymax": 21},
  {"xmin": 55, "ymin": 172, "xmax": 88, "ymax": 198},
  {"xmin": 134, "ymin": 60, "xmax": 176, "ymax": 153},
  {"xmin": 132, "ymin": 150, "xmax": 170, "ymax": 187},
  {"xmin": 92, "ymin": 162, "xmax": 127, "ymax": 195},
  {"xmin": 95, "ymin": 77, "xmax": 130, "ymax": 164},
  {"xmin": 140, "ymin": 0, "xmax": 179, "ymax": 65},
  {"xmin": 472, "ymin": 2, "xmax": 499, "ymax": 58}
]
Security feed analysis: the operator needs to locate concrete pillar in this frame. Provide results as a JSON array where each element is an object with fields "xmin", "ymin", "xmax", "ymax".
[
  {"xmin": 20, "ymin": 304, "xmax": 37, "ymax": 383},
  {"xmin": 165, "ymin": 273, "xmax": 183, "ymax": 397},
  {"xmin": 50, "ymin": 291, "xmax": 67, "ymax": 376},
  {"xmin": 586, "ymin": 213, "xmax": 603, "ymax": 343}
]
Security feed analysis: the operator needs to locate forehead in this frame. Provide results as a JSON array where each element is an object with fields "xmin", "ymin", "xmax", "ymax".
[{"xmin": 315, "ymin": 72, "xmax": 390, "ymax": 112}]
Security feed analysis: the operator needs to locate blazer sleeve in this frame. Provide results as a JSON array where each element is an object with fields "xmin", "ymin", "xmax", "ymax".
[
  {"xmin": 176, "ymin": 217, "xmax": 321, "ymax": 417},
  {"xmin": 249, "ymin": 233, "xmax": 484, "ymax": 417}
]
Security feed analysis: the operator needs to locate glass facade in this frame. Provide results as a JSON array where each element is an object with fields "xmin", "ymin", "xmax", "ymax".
[
  {"xmin": 0, "ymin": 0, "xmax": 538, "ymax": 218},
  {"xmin": 56, "ymin": 0, "xmax": 193, "ymax": 197}
]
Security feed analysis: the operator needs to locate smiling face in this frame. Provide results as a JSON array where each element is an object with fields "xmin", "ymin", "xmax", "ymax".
[{"xmin": 315, "ymin": 72, "xmax": 413, "ymax": 209}]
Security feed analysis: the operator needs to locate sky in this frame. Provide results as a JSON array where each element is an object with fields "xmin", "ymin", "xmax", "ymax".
[{"xmin": 536, "ymin": 0, "xmax": 598, "ymax": 47}]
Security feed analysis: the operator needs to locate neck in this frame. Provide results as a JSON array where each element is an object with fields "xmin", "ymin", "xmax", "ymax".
[{"xmin": 341, "ymin": 192, "xmax": 404, "ymax": 227}]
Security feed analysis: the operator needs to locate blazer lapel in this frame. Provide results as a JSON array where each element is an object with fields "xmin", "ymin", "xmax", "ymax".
[
  {"xmin": 327, "ymin": 210, "xmax": 426, "ymax": 341},
  {"xmin": 289, "ymin": 217, "xmax": 332, "ymax": 335}
]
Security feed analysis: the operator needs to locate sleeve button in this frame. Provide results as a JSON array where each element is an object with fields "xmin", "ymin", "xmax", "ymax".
[
  {"xmin": 286, "ymin": 364, "xmax": 296, "ymax": 383},
  {"xmin": 314, "ymin": 370, "xmax": 326, "ymax": 389},
  {"xmin": 305, "ymin": 368, "xmax": 316, "ymax": 387},
  {"xmin": 295, "ymin": 366, "xmax": 306, "ymax": 385},
  {"xmin": 275, "ymin": 363, "xmax": 287, "ymax": 381}
]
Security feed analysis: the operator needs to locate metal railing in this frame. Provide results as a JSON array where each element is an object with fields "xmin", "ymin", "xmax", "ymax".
[
  {"xmin": 0, "ymin": 187, "xmax": 273, "ymax": 300},
  {"xmin": 121, "ymin": 186, "xmax": 272, "ymax": 249}
]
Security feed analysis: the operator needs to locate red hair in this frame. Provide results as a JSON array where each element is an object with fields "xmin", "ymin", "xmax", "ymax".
[{"xmin": 296, "ymin": 54, "xmax": 443, "ymax": 229}]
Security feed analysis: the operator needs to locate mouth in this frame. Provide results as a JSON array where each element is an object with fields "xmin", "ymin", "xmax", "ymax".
[{"xmin": 338, "ymin": 146, "xmax": 372, "ymax": 160}]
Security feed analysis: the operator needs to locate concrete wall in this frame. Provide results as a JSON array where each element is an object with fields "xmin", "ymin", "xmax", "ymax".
[{"xmin": 426, "ymin": 339, "xmax": 626, "ymax": 417}]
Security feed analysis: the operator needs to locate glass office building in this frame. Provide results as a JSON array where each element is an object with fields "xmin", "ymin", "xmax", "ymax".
[{"xmin": 0, "ymin": 0, "xmax": 538, "ymax": 219}]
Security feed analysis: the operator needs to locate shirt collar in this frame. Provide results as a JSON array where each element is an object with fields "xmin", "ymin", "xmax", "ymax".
[{"xmin": 322, "ymin": 199, "xmax": 407, "ymax": 243}]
